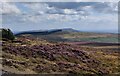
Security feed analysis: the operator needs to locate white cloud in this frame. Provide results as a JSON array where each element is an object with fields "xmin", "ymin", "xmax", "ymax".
[
  {"xmin": 108, "ymin": 2, "xmax": 118, "ymax": 12},
  {"xmin": 82, "ymin": 6, "xmax": 93, "ymax": 10},
  {"xmin": 23, "ymin": 3, "xmax": 50, "ymax": 15},
  {"xmin": 63, "ymin": 9, "xmax": 77, "ymax": 14},
  {"xmin": 1, "ymin": 2, "xmax": 21, "ymax": 14}
]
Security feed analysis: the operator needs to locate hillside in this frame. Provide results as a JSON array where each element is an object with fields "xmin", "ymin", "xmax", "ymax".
[
  {"xmin": 1, "ymin": 35, "xmax": 120, "ymax": 75},
  {"xmin": 1, "ymin": 29, "xmax": 120, "ymax": 75}
]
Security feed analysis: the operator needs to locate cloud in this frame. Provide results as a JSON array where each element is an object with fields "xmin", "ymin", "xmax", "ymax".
[
  {"xmin": 63, "ymin": 9, "xmax": 77, "ymax": 14},
  {"xmin": 76, "ymin": 2, "xmax": 118, "ymax": 14},
  {"xmin": 87, "ymin": 2, "xmax": 118, "ymax": 14},
  {"xmin": 19, "ymin": 2, "xmax": 89, "ymax": 22},
  {"xmin": 23, "ymin": 3, "xmax": 49, "ymax": 15},
  {"xmin": 1, "ymin": 2, "xmax": 21, "ymax": 14},
  {"xmin": 2, "ymin": 2, "xmax": 118, "ymax": 33}
]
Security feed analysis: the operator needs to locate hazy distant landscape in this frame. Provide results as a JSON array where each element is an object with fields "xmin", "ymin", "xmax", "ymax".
[{"xmin": 15, "ymin": 28, "xmax": 119, "ymax": 43}]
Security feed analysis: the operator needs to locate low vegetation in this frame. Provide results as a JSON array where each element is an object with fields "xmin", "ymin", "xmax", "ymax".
[{"xmin": 1, "ymin": 29, "xmax": 120, "ymax": 75}]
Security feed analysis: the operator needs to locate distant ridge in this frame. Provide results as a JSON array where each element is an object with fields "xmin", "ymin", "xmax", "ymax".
[
  {"xmin": 15, "ymin": 29, "xmax": 62, "ymax": 36},
  {"xmin": 61, "ymin": 28, "xmax": 79, "ymax": 32},
  {"xmin": 15, "ymin": 28, "xmax": 79, "ymax": 36}
]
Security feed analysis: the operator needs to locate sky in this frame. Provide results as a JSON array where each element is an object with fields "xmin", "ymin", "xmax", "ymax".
[{"xmin": 0, "ymin": 1, "xmax": 118, "ymax": 33}]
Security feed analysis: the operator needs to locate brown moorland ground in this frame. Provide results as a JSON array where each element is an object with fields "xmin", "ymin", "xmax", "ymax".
[{"xmin": 1, "ymin": 35, "xmax": 120, "ymax": 75}]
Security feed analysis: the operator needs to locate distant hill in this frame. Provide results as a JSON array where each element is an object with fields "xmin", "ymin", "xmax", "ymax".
[
  {"xmin": 61, "ymin": 28, "xmax": 79, "ymax": 32},
  {"xmin": 15, "ymin": 28, "xmax": 79, "ymax": 36}
]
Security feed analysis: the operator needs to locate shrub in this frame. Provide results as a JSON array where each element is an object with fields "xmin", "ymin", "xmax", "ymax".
[{"xmin": 1, "ymin": 28, "xmax": 15, "ymax": 40}]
